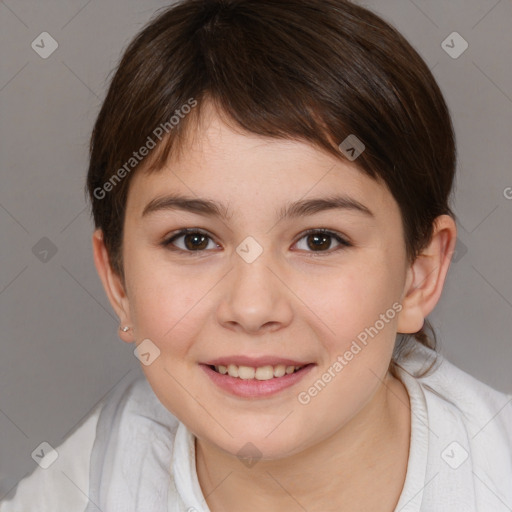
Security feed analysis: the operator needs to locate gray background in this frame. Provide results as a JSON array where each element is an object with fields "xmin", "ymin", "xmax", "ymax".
[{"xmin": 0, "ymin": 0, "xmax": 511, "ymax": 498}]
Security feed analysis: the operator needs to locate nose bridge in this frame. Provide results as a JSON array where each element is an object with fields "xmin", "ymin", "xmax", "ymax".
[
  {"xmin": 232, "ymin": 235, "xmax": 276, "ymax": 300},
  {"xmin": 216, "ymin": 235, "xmax": 292, "ymax": 332}
]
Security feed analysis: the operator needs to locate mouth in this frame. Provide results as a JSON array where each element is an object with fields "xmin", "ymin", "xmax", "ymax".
[
  {"xmin": 200, "ymin": 362, "xmax": 315, "ymax": 398},
  {"xmin": 208, "ymin": 363, "xmax": 306, "ymax": 380}
]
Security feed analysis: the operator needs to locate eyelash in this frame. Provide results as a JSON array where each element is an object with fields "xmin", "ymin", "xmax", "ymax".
[{"xmin": 161, "ymin": 228, "xmax": 352, "ymax": 256}]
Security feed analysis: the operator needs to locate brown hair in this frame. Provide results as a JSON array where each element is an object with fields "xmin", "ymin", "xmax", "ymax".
[{"xmin": 86, "ymin": 0, "xmax": 457, "ymax": 378}]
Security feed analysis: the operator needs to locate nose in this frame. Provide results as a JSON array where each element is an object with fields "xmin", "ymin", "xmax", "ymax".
[{"xmin": 216, "ymin": 247, "xmax": 293, "ymax": 334}]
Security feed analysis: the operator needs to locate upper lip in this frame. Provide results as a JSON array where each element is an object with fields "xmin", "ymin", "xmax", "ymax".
[{"xmin": 203, "ymin": 356, "xmax": 313, "ymax": 367}]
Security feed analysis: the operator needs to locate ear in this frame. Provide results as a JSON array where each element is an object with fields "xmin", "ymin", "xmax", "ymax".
[
  {"xmin": 397, "ymin": 215, "xmax": 457, "ymax": 334},
  {"xmin": 92, "ymin": 229, "xmax": 134, "ymax": 343}
]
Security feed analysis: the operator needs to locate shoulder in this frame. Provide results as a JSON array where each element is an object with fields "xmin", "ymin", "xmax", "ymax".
[
  {"xmin": 0, "ymin": 370, "xmax": 180, "ymax": 512},
  {"xmin": 398, "ymin": 344, "xmax": 512, "ymax": 508},
  {"xmin": 0, "ymin": 401, "xmax": 101, "ymax": 512},
  {"xmin": 416, "ymin": 348, "xmax": 512, "ymax": 443}
]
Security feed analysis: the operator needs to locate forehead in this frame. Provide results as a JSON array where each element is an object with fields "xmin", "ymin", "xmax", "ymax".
[{"xmin": 126, "ymin": 104, "xmax": 398, "ymax": 223}]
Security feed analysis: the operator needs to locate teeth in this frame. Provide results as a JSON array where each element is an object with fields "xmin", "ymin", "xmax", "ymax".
[
  {"xmin": 227, "ymin": 364, "xmax": 239, "ymax": 378},
  {"xmin": 214, "ymin": 363, "xmax": 305, "ymax": 379},
  {"xmin": 255, "ymin": 366, "xmax": 274, "ymax": 380},
  {"xmin": 238, "ymin": 366, "xmax": 255, "ymax": 379},
  {"xmin": 273, "ymin": 365, "xmax": 286, "ymax": 377}
]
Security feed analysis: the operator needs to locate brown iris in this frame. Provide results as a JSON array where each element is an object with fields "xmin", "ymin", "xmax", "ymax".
[
  {"xmin": 306, "ymin": 233, "xmax": 332, "ymax": 251},
  {"xmin": 183, "ymin": 233, "xmax": 209, "ymax": 251}
]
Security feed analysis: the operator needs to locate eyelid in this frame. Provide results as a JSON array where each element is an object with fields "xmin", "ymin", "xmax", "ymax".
[
  {"xmin": 162, "ymin": 227, "xmax": 220, "ymax": 254},
  {"xmin": 161, "ymin": 227, "xmax": 352, "ymax": 254},
  {"xmin": 296, "ymin": 228, "xmax": 351, "ymax": 244},
  {"xmin": 292, "ymin": 228, "xmax": 352, "ymax": 255}
]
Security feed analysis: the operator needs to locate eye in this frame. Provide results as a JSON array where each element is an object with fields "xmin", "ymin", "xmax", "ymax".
[
  {"xmin": 161, "ymin": 228, "xmax": 352, "ymax": 255},
  {"xmin": 162, "ymin": 228, "xmax": 219, "ymax": 253},
  {"xmin": 293, "ymin": 228, "xmax": 352, "ymax": 255}
]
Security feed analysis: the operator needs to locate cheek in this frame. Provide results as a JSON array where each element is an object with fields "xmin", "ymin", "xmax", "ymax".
[
  {"xmin": 294, "ymin": 266, "xmax": 401, "ymax": 426},
  {"xmin": 126, "ymin": 257, "xmax": 211, "ymax": 353},
  {"xmin": 296, "ymin": 257, "xmax": 402, "ymax": 352},
  {"xmin": 128, "ymin": 268, "xmax": 215, "ymax": 422}
]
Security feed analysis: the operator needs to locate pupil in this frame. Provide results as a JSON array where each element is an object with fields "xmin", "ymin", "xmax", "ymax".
[
  {"xmin": 308, "ymin": 234, "xmax": 330, "ymax": 251},
  {"xmin": 185, "ymin": 233, "xmax": 208, "ymax": 250}
]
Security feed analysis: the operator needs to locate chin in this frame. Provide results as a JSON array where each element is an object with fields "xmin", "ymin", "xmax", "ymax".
[{"xmin": 200, "ymin": 426, "xmax": 309, "ymax": 462}]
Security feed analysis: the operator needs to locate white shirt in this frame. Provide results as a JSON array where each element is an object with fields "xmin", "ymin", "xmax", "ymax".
[{"xmin": 1, "ymin": 344, "xmax": 511, "ymax": 511}]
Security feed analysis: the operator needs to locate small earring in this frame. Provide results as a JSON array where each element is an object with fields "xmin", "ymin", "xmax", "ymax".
[{"xmin": 120, "ymin": 325, "xmax": 131, "ymax": 333}]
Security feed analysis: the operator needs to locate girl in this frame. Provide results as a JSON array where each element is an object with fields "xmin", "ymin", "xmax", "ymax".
[{"xmin": 2, "ymin": 0, "xmax": 511, "ymax": 510}]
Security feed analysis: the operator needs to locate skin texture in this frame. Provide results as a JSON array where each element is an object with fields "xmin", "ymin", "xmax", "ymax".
[{"xmin": 92, "ymin": 101, "xmax": 457, "ymax": 511}]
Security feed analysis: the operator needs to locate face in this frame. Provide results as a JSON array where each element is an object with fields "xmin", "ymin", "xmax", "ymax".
[{"xmin": 118, "ymin": 103, "xmax": 411, "ymax": 460}]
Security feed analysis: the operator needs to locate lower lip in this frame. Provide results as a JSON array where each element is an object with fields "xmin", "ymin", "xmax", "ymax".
[{"xmin": 200, "ymin": 363, "xmax": 315, "ymax": 398}]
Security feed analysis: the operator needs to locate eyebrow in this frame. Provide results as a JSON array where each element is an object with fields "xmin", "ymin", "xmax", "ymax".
[{"xmin": 141, "ymin": 193, "xmax": 374, "ymax": 220}]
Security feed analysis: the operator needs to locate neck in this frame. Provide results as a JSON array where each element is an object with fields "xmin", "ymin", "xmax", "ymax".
[{"xmin": 195, "ymin": 372, "xmax": 411, "ymax": 512}]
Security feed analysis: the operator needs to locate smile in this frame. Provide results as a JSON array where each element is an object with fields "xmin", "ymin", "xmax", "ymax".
[
  {"xmin": 211, "ymin": 363, "xmax": 305, "ymax": 380},
  {"xmin": 200, "ymin": 363, "xmax": 315, "ymax": 398}
]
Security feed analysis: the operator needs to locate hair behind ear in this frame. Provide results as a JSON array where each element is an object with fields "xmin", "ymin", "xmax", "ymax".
[{"xmin": 390, "ymin": 318, "xmax": 440, "ymax": 379}]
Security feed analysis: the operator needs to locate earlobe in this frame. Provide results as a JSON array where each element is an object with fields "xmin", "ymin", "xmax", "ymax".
[
  {"xmin": 397, "ymin": 215, "xmax": 457, "ymax": 334},
  {"xmin": 91, "ymin": 229, "xmax": 134, "ymax": 343}
]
